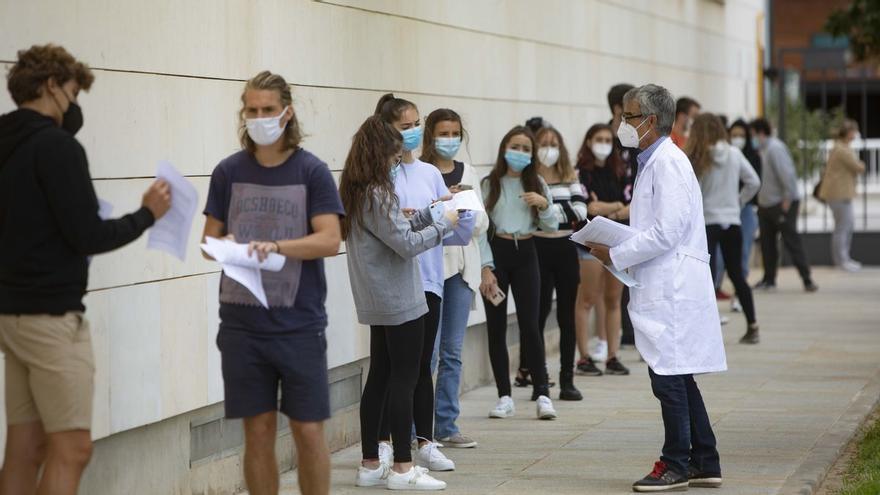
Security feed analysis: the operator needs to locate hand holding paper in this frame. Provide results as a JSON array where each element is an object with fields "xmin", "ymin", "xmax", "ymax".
[
  {"xmin": 147, "ymin": 161, "xmax": 198, "ymax": 261},
  {"xmin": 570, "ymin": 217, "xmax": 643, "ymax": 288},
  {"xmin": 200, "ymin": 237, "xmax": 286, "ymax": 307}
]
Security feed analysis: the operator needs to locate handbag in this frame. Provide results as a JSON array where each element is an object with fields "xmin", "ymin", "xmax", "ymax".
[{"xmin": 812, "ymin": 168, "xmax": 826, "ymax": 204}]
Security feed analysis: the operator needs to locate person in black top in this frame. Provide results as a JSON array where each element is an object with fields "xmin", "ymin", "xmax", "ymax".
[
  {"xmin": 0, "ymin": 44, "xmax": 171, "ymax": 495},
  {"xmin": 574, "ymin": 123, "xmax": 633, "ymax": 377}
]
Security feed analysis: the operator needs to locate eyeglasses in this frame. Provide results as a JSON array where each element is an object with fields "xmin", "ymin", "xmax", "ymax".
[{"xmin": 622, "ymin": 113, "xmax": 646, "ymax": 121}]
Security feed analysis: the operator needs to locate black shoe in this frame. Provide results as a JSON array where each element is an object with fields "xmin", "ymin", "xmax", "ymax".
[
  {"xmin": 514, "ymin": 368, "xmax": 532, "ymax": 388},
  {"xmin": 558, "ymin": 371, "xmax": 583, "ymax": 401},
  {"xmin": 605, "ymin": 357, "xmax": 630, "ymax": 375},
  {"xmin": 804, "ymin": 281, "xmax": 819, "ymax": 292},
  {"xmin": 575, "ymin": 357, "xmax": 603, "ymax": 376},
  {"xmin": 753, "ymin": 280, "xmax": 776, "ymax": 291},
  {"xmin": 739, "ymin": 324, "xmax": 760, "ymax": 344},
  {"xmin": 632, "ymin": 461, "xmax": 689, "ymax": 492},
  {"xmin": 688, "ymin": 465, "xmax": 722, "ymax": 488}
]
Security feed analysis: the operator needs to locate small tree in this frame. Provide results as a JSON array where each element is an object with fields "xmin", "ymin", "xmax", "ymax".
[
  {"xmin": 767, "ymin": 99, "xmax": 845, "ymax": 178},
  {"xmin": 825, "ymin": 0, "xmax": 880, "ymax": 62}
]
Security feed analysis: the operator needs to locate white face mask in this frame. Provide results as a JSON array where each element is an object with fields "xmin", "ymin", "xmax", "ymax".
[
  {"xmin": 537, "ymin": 146, "xmax": 560, "ymax": 167},
  {"xmin": 246, "ymin": 106, "xmax": 290, "ymax": 146},
  {"xmin": 617, "ymin": 117, "xmax": 649, "ymax": 148},
  {"xmin": 710, "ymin": 142, "xmax": 727, "ymax": 162},
  {"xmin": 730, "ymin": 137, "xmax": 746, "ymax": 149},
  {"xmin": 591, "ymin": 142, "xmax": 612, "ymax": 161}
]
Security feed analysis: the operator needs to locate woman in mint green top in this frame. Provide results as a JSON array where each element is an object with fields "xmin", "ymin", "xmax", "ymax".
[{"xmin": 479, "ymin": 126, "xmax": 559, "ymax": 421}]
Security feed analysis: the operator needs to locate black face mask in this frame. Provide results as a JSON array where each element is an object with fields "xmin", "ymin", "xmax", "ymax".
[
  {"xmin": 50, "ymin": 86, "xmax": 84, "ymax": 136},
  {"xmin": 61, "ymin": 101, "xmax": 84, "ymax": 136}
]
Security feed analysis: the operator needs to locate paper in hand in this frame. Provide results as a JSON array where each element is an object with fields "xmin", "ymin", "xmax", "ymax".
[
  {"xmin": 443, "ymin": 189, "xmax": 484, "ymax": 212},
  {"xmin": 200, "ymin": 237, "xmax": 285, "ymax": 308},
  {"xmin": 147, "ymin": 161, "xmax": 199, "ymax": 261},
  {"xmin": 570, "ymin": 217, "xmax": 643, "ymax": 288}
]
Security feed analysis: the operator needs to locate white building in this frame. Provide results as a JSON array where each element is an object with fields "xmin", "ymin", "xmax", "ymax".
[{"xmin": 0, "ymin": 1, "xmax": 763, "ymax": 493}]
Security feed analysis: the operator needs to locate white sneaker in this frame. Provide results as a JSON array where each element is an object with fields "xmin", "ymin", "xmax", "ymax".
[
  {"xmin": 489, "ymin": 396, "xmax": 515, "ymax": 418},
  {"xmin": 730, "ymin": 297, "xmax": 742, "ymax": 313},
  {"xmin": 588, "ymin": 337, "xmax": 608, "ymax": 362},
  {"xmin": 356, "ymin": 463, "xmax": 390, "ymax": 487},
  {"xmin": 387, "ymin": 466, "xmax": 447, "ymax": 491},
  {"xmin": 415, "ymin": 441, "xmax": 455, "ymax": 471},
  {"xmin": 536, "ymin": 395, "xmax": 557, "ymax": 420},
  {"xmin": 842, "ymin": 260, "xmax": 862, "ymax": 272},
  {"xmin": 719, "ymin": 314, "xmax": 730, "ymax": 325},
  {"xmin": 379, "ymin": 441, "xmax": 393, "ymax": 467}
]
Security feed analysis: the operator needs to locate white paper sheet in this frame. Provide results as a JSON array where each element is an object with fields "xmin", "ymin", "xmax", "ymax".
[
  {"xmin": 97, "ymin": 198, "xmax": 114, "ymax": 220},
  {"xmin": 444, "ymin": 189, "xmax": 485, "ymax": 212},
  {"xmin": 200, "ymin": 237, "xmax": 286, "ymax": 308},
  {"xmin": 570, "ymin": 217, "xmax": 643, "ymax": 288},
  {"xmin": 147, "ymin": 161, "xmax": 199, "ymax": 261}
]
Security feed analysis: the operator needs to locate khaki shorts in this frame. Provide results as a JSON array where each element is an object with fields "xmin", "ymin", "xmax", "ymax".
[{"xmin": 0, "ymin": 313, "xmax": 95, "ymax": 433}]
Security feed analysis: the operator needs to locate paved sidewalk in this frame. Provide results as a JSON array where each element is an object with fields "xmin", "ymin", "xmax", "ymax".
[{"xmin": 269, "ymin": 267, "xmax": 880, "ymax": 494}]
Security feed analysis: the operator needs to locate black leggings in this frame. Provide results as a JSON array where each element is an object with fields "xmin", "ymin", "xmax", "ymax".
[
  {"xmin": 707, "ymin": 225, "xmax": 757, "ymax": 325},
  {"xmin": 483, "ymin": 237, "xmax": 548, "ymax": 398},
  {"xmin": 532, "ymin": 236, "xmax": 579, "ymax": 374},
  {"xmin": 360, "ymin": 317, "xmax": 424, "ymax": 463},
  {"xmin": 379, "ymin": 293, "xmax": 441, "ymax": 442}
]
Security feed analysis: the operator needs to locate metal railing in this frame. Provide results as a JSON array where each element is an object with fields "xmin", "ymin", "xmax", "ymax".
[{"xmin": 798, "ymin": 138, "xmax": 880, "ymax": 233}]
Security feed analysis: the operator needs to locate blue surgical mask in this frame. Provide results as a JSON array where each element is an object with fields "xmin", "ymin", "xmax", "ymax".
[
  {"xmin": 751, "ymin": 137, "xmax": 761, "ymax": 150},
  {"xmin": 390, "ymin": 160, "xmax": 402, "ymax": 182},
  {"xmin": 401, "ymin": 126, "xmax": 423, "ymax": 151},
  {"xmin": 434, "ymin": 137, "xmax": 461, "ymax": 159},
  {"xmin": 504, "ymin": 149, "xmax": 532, "ymax": 172}
]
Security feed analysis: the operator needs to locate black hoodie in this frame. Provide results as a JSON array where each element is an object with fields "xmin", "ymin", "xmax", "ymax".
[{"xmin": 0, "ymin": 108, "xmax": 155, "ymax": 314}]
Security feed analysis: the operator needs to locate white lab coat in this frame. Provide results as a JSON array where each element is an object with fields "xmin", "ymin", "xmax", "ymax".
[{"xmin": 610, "ymin": 138, "xmax": 727, "ymax": 375}]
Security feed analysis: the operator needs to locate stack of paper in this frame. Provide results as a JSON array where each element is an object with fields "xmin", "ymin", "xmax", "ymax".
[
  {"xmin": 200, "ymin": 237, "xmax": 286, "ymax": 308},
  {"xmin": 570, "ymin": 217, "xmax": 643, "ymax": 288},
  {"xmin": 147, "ymin": 161, "xmax": 199, "ymax": 261}
]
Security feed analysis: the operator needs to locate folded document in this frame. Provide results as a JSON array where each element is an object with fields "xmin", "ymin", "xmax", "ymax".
[
  {"xmin": 200, "ymin": 237, "xmax": 285, "ymax": 308},
  {"xmin": 569, "ymin": 217, "xmax": 643, "ymax": 289}
]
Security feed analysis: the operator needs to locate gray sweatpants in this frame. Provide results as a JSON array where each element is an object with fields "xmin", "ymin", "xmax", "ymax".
[{"xmin": 828, "ymin": 199, "xmax": 855, "ymax": 266}]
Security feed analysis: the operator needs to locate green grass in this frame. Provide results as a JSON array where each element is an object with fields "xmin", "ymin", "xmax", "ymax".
[{"xmin": 838, "ymin": 412, "xmax": 880, "ymax": 495}]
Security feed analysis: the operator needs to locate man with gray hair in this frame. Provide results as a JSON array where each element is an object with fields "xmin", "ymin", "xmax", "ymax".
[{"xmin": 586, "ymin": 84, "xmax": 727, "ymax": 492}]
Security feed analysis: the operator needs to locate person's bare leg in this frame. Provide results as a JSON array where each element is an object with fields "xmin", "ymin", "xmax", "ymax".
[
  {"xmin": 0, "ymin": 421, "xmax": 47, "ymax": 495},
  {"xmin": 36, "ymin": 429, "xmax": 92, "ymax": 495},
  {"xmin": 243, "ymin": 412, "xmax": 279, "ymax": 495},
  {"xmin": 603, "ymin": 276, "xmax": 625, "ymax": 359},
  {"xmin": 290, "ymin": 420, "xmax": 329, "ymax": 495},
  {"xmin": 576, "ymin": 260, "xmax": 606, "ymax": 358}
]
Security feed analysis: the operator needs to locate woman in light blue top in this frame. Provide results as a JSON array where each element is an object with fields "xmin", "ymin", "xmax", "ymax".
[{"xmin": 479, "ymin": 126, "xmax": 559, "ymax": 421}]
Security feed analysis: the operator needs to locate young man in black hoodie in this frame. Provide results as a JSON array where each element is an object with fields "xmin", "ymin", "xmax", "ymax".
[{"xmin": 0, "ymin": 44, "xmax": 171, "ymax": 495}]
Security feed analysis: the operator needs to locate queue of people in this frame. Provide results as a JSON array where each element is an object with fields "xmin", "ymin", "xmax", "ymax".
[{"xmin": 1, "ymin": 43, "xmax": 861, "ymax": 495}]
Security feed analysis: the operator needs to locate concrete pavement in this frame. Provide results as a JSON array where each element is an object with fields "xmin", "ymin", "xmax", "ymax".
[{"xmin": 263, "ymin": 267, "xmax": 880, "ymax": 494}]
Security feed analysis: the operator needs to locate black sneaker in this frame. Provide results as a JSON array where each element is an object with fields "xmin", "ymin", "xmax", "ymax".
[
  {"xmin": 575, "ymin": 357, "xmax": 603, "ymax": 376},
  {"xmin": 688, "ymin": 465, "xmax": 722, "ymax": 488},
  {"xmin": 513, "ymin": 368, "xmax": 532, "ymax": 388},
  {"xmin": 633, "ymin": 461, "xmax": 688, "ymax": 492},
  {"xmin": 753, "ymin": 280, "xmax": 777, "ymax": 291},
  {"xmin": 804, "ymin": 281, "xmax": 819, "ymax": 292},
  {"xmin": 739, "ymin": 324, "xmax": 760, "ymax": 344},
  {"xmin": 605, "ymin": 357, "xmax": 630, "ymax": 375}
]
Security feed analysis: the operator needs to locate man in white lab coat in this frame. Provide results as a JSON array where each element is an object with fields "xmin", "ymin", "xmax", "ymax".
[{"xmin": 587, "ymin": 84, "xmax": 727, "ymax": 492}]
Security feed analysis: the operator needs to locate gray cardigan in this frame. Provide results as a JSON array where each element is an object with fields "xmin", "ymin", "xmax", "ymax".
[{"xmin": 346, "ymin": 192, "xmax": 454, "ymax": 326}]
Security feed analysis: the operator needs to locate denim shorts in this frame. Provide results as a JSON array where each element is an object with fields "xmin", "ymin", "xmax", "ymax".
[
  {"xmin": 217, "ymin": 328, "xmax": 330, "ymax": 422},
  {"xmin": 576, "ymin": 244, "xmax": 598, "ymax": 261}
]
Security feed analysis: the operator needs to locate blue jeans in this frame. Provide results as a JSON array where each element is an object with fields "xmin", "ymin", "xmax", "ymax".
[
  {"xmin": 432, "ymin": 274, "xmax": 473, "ymax": 438},
  {"xmin": 740, "ymin": 204, "xmax": 758, "ymax": 280},
  {"xmin": 714, "ymin": 204, "xmax": 759, "ymax": 287},
  {"xmin": 649, "ymin": 369, "xmax": 720, "ymax": 476}
]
